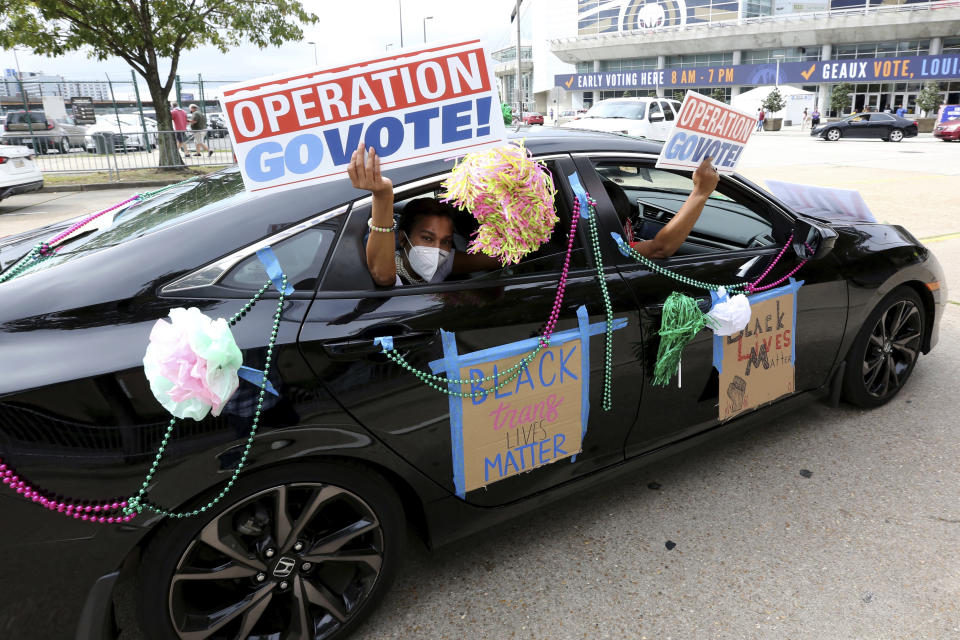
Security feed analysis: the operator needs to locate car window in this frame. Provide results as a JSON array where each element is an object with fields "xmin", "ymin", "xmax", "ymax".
[
  {"xmin": 849, "ymin": 114, "xmax": 869, "ymax": 122},
  {"xmin": 586, "ymin": 101, "xmax": 646, "ymax": 120},
  {"xmin": 872, "ymin": 113, "xmax": 894, "ymax": 121},
  {"xmin": 648, "ymin": 101, "xmax": 662, "ymax": 120},
  {"xmin": 220, "ymin": 225, "xmax": 337, "ymax": 291},
  {"xmin": 330, "ymin": 163, "xmax": 587, "ymax": 291},
  {"xmin": 592, "ymin": 161, "xmax": 778, "ymax": 255},
  {"xmin": 7, "ymin": 112, "xmax": 46, "ymax": 125},
  {"xmin": 659, "ymin": 101, "xmax": 675, "ymax": 121}
]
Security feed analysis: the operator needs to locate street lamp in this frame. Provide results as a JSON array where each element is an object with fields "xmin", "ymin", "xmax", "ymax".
[
  {"xmin": 772, "ymin": 53, "xmax": 785, "ymax": 87},
  {"xmin": 423, "ymin": 16, "xmax": 433, "ymax": 43},
  {"xmin": 306, "ymin": 41, "xmax": 318, "ymax": 66},
  {"xmin": 386, "ymin": 43, "xmax": 395, "ymax": 52}
]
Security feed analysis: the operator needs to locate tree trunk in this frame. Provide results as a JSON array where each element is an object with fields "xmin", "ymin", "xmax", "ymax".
[{"xmin": 145, "ymin": 77, "xmax": 185, "ymax": 170}]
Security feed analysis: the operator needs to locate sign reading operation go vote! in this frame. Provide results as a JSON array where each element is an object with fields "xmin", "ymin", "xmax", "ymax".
[
  {"xmin": 219, "ymin": 40, "xmax": 507, "ymax": 194},
  {"xmin": 656, "ymin": 90, "xmax": 754, "ymax": 175}
]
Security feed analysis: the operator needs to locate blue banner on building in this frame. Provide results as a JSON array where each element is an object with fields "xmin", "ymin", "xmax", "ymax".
[{"xmin": 555, "ymin": 53, "xmax": 960, "ymax": 90}]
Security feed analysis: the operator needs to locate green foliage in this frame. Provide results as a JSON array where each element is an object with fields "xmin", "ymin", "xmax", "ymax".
[
  {"xmin": 830, "ymin": 82, "xmax": 854, "ymax": 114},
  {"xmin": 710, "ymin": 87, "xmax": 727, "ymax": 104},
  {"xmin": 916, "ymin": 81, "xmax": 943, "ymax": 116},
  {"xmin": 671, "ymin": 90, "xmax": 685, "ymax": 102},
  {"xmin": 501, "ymin": 102, "xmax": 513, "ymax": 125},
  {"xmin": 1, "ymin": 0, "xmax": 317, "ymax": 166},
  {"xmin": 761, "ymin": 88, "xmax": 786, "ymax": 113}
]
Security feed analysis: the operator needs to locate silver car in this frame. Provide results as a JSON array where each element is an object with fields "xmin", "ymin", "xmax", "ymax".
[{"xmin": 0, "ymin": 110, "xmax": 88, "ymax": 154}]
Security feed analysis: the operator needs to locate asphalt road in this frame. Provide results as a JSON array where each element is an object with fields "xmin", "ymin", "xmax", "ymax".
[{"xmin": 3, "ymin": 130, "xmax": 959, "ymax": 640}]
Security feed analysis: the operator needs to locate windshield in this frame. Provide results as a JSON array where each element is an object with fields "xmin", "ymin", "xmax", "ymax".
[
  {"xmin": 585, "ymin": 101, "xmax": 646, "ymax": 120},
  {"xmin": 3, "ymin": 169, "xmax": 248, "ymax": 277}
]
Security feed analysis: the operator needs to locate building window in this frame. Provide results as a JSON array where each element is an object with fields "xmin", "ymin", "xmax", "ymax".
[
  {"xmin": 599, "ymin": 57, "xmax": 658, "ymax": 73},
  {"xmin": 942, "ymin": 37, "xmax": 960, "ymax": 54},
  {"xmin": 833, "ymin": 40, "xmax": 930, "ymax": 59},
  {"xmin": 743, "ymin": 47, "xmax": 821, "ymax": 64},
  {"xmin": 664, "ymin": 53, "xmax": 734, "ymax": 68},
  {"xmin": 576, "ymin": 61, "xmax": 593, "ymax": 74}
]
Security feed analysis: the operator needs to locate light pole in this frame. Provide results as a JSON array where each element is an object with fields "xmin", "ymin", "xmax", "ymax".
[
  {"xmin": 306, "ymin": 41, "xmax": 318, "ymax": 66},
  {"xmin": 386, "ymin": 43, "xmax": 395, "ymax": 52},
  {"xmin": 773, "ymin": 53, "xmax": 784, "ymax": 87},
  {"xmin": 397, "ymin": 0, "xmax": 404, "ymax": 48},
  {"xmin": 423, "ymin": 16, "xmax": 433, "ymax": 43}
]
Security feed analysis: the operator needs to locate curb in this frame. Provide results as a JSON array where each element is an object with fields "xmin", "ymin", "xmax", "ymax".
[{"xmin": 40, "ymin": 179, "xmax": 185, "ymax": 193}]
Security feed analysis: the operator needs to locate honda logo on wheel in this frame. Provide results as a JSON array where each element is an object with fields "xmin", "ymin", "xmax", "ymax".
[{"xmin": 272, "ymin": 557, "xmax": 296, "ymax": 578}]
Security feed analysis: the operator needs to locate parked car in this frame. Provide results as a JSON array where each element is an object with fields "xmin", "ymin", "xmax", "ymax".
[
  {"xmin": 522, "ymin": 111, "xmax": 544, "ymax": 125},
  {"xmin": 561, "ymin": 97, "xmax": 681, "ymax": 141},
  {"xmin": 0, "ymin": 128, "xmax": 946, "ymax": 640},
  {"xmin": 556, "ymin": 109, "xmax": 584, "ymax": 126},
  {"xmin": 0, "ymin": 144, "xmax": 43, "ymax": 202},
  {"xmin": 933, "ymin": 118, "xmax": 960, "ymax": 142},
  {"xmin": 811, "ymin": 112, "xmax": 919, "ymax": 142},
  {"xmin": 83, "ymin": 113, "xmax": 159, "ymax": 152},
  {"xmin": 207, "ymin": 112, "xmax": 231, "ymax": 138},
  {"xmin": 0, "ymin": 110, "xmax": 88, "ymax": 153}
]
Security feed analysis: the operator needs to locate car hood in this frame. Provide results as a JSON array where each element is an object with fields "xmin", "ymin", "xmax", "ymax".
[{"xmin": 562, "ymin": 118, "xmax": 640, "ymax": 134}]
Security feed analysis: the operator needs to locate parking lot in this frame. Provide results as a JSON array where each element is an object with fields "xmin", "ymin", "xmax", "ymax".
[{"xmin": 3, "ymin": 130, "xmax": 959, "ymax": 640}]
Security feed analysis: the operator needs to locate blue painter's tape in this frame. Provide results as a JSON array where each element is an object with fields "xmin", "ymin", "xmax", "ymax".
[
  {"xmin": 238, "ymin": 365, "xmax": 279, "ymax": 396},
  {"xmin": 567, "ymin": 172, "xmax": 590, "ymax": 218},
  {"xmin": 610, "ymin": 231, "xmax": 630, "ymax": 256},
  {"xmin": 572, "ymin": 305, "xmax": 592, "ymax": 463},
  {"xmin": 440, "ymin": 330, "xmax": 466, "ymax": 499},
  {"xmin": 428, "ymin": 318, "xmax": 628, "ymax": 373},
  {"xmin": 373, "ymin": 336, "xmax": 394, "ymax": 352},
  {"xmin": 711, "ymin": 279, "xmax": 804, "ymax": 373},
  {"xmin": 255, "ymin": 246, "xmax": 295, "ymax": 295}
]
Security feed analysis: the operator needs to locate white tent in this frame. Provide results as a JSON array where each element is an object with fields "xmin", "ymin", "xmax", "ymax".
[{"xmin": 732, "ymin": 85, "xmax": 816, "ymax": 125}]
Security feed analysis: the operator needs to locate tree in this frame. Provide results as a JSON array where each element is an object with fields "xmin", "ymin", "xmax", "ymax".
[
  {"xmin": 761, "ymin": 87, "xmax": 786, "ymax": 114},
  {"xmin": 916, "ymin": 81, "xmax": 943, "ymax": 117},
  {"xmin": 830, "ymin": 82, "xmax": 854, "ymax": 116},
  {"xmin": 1, "ymin": 1, "xmax": 316, "ymax": 169},
  {"xmin": 710, "ymin": 87, "xmax": 727, "ymax": 104},
  {"xmin": 671, "ymin": 90, "xmax": 685, "ymax": 102}
]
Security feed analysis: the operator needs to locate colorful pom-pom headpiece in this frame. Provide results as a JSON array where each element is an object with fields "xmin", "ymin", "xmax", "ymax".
[{"xmin": 441, "ymin": 141, "xmax": 558, "ymax": 265}]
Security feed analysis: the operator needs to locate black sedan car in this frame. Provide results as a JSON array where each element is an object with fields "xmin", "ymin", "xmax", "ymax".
[
  {"xmin": 811, "ymin": 112, "xmax": 919, "ymax": 142},
  {"xmin": 0, "ymin": 128, "xmax": 946, "ymax": 640}
]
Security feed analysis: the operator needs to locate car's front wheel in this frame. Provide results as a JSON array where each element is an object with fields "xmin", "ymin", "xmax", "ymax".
[
  {"xmin": 825, "ymin": 128, "xmax": 842, "ymax": 141},
  {"xmin": 843, "ymin": 286, "xmax": 924, "ymax": 408},
  {"xmin": 888, "ymin": 128, "xmax": 904, "ymax": 142},
  {"xmin": 59, "ymin": 136, "xmax": 70, "ymax": 153},
  {"xmin": 138, "ymin": 461, "xmax": 405, "ymax": 640}
]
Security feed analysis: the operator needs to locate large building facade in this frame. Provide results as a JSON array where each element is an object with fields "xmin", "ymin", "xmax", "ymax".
[{"xmin": 524, "ymin": 0, "xmax": 960, "ymax": 116}]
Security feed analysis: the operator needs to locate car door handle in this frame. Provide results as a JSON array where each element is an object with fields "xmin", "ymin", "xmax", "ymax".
[{"xmin": 321, "ymin": 330, "xmax": 435, "ymax": 359}]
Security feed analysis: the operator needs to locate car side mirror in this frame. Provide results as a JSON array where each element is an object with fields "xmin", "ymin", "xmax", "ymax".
[
  {"xmin": 649, "ymin": 113, "xmax": 664, "ymax": 122},
  {"xmin": 792, "ymin": 217, "xmax": 838, "ymax": 260}
]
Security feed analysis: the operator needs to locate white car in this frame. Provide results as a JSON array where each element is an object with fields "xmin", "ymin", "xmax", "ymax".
[
  {"xmin": 84, "ymin": 114, "xmax": 158, "ymax": 152},
  {"xmin": 562, "ymin": 97, "xmax": 681, "ymax": 141},
  {"xmin": 0, "ymin": 144, "xmax": 43, "ymax": 203}
]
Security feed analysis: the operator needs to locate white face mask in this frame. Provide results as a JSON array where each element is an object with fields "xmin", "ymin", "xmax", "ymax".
[{"xmin": 403, "ymin": 232, "xmax": 452, "ymax": 282}]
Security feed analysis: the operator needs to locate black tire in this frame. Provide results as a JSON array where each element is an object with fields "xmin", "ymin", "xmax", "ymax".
[
  {"xmin": 888, "ymin": 128, "xmax": 904, "ymax": 142},
  {"xmin": 59, "ymin": 136, "xmax": 70, "ymax": 153},
  {"xmin": 842, "ymin": 286, "xmax": 924, "ymax": 408},
  {"xmin": 138, "ymin": 461, "xmax": 405, "ymax": 640}
]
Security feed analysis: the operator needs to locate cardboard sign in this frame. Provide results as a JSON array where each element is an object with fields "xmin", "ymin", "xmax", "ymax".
[
  {"xmin": 219, "ymin": 40, "xmax": 507, "ymax": 194},
  {"xmin": 714, "ymin": 281, "xmax": 802, "ymax": 421},
  {"xmin": 427, "ymin": 307, "xmax": 628, "ymax": 498},
  {"xmin": 656, "ymin": 90, "xmax": 754, "ymax": 175},
  {"xmin": 764, "ymin": 180, "xmax": 876, "ymax": 223}
]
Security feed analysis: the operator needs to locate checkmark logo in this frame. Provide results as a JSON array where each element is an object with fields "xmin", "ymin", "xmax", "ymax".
[
  {"xmin": 564, "ymin": 76, "xmax": 574, "ymax": 88},
  {"xmin": 800, "ymin": 64, "xmax": 816, "ymax": 81}
]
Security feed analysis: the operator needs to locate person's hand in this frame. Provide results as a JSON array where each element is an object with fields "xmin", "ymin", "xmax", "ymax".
[
  {"xmin": 691, "ymin": 156, "xmax": 719, "ymax": 198},
  {"xmin": 347, "ymin": 142, "xmax": 392, "ymax": 197}
]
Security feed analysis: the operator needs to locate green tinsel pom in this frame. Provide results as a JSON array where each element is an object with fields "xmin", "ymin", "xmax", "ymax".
[{"xmin": 653, "ymin": 292, "xmax": 715, "ymax": 386}]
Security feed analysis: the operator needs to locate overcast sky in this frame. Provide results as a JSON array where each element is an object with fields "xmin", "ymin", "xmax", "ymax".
[{"xmin": 1, "ymin": 0, "xmax": 532, "ymax": 97}]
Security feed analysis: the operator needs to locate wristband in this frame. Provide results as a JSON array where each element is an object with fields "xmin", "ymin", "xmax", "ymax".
[{"xmin": 367, "ymin": 218, "xmax": 397, "ymax": 233}]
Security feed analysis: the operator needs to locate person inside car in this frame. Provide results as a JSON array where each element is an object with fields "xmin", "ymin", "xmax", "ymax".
[
  {"xmin": 349, "ymin": 142, "xmax": 500, "ymax": 286},
  {"xmin": 603, "ymin": 156, "xmax": 719, "ymax": 259}
]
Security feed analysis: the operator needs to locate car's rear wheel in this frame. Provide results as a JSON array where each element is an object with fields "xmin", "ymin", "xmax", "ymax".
[
  {"xmin": 843, "ymin": 286, "xmax": 924, "ymax": 408},
  {"xmin": 825, "ymin": 128, "xmax": 841, "ymax": 141},
  {"xmin": 138, "ymin": 462, "xmax": 405, "ymax": 640},
  {"xmin": 889, "ymin": 128, "xmax": 904, "ymax": 142}
]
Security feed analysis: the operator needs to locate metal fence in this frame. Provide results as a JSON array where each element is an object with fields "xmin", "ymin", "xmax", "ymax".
[{"xmin": 0, "ymin": 130, "xmax": 236, "ymax": 179}]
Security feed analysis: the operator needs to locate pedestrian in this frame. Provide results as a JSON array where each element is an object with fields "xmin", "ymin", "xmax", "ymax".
[
  {"xmin": 756, "ymin": 108, "xmax": 765, "ymax": 132},
  {"xmin": 800, "ymin": 107, "xmax": 809, "ymax": 130},
  {"xmin": 549, "ymin": 107, "xmax": 554, "ymax": 122},
  {"xmin": 896, "ymin": 103, "xmax": 907, "ymax": 118},
  {"xmin": 169, "ymin": 102, "xmax": 188, "ymax": 156},
  {"xmin": 187, "ymin": 104, "xmax": 212, "ymax": 157},
  {"xmin": 811, "ymin": 108, "xmax": 821, "ymax": 127}
]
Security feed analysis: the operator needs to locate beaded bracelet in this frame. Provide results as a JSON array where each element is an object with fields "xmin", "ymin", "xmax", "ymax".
[{"xmin": 367, "ymin": 218, "xmax": 397, "ymax": 233}]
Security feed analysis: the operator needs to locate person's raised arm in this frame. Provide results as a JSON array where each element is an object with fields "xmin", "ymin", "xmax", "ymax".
[
  {"xmin": 349, "ymin": 143, "xmax": 396, "ymax": 286},
  {"xmin": 631, "ymin": 156, "xmax": 719, "ymax": 260}
]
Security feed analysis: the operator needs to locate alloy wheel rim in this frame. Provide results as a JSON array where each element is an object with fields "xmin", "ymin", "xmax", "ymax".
[
  {"xmin": 890, "ymin": 130, "xmax": 903, "ymax": 141},
  {"xmin": 168, "ymin": 482, "xmax": 384, "ymax": 640},
  {"xmin": 827, "ymin": 129, "xmax": 840, "ymax": 140},
  {"xmin": 862, "ymin": 300, "xmax": 922, "ymax": 398}
]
